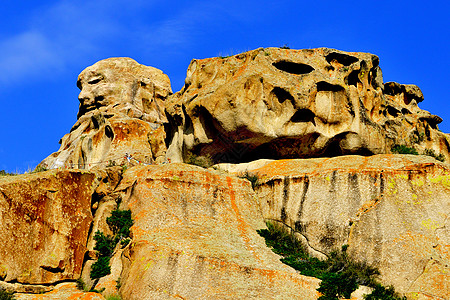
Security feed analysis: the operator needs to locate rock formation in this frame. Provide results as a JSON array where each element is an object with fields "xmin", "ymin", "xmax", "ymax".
[
  {"xmin": 166, "ymin": 48, "xmax": 449, "ymax": 164},
  {"xmin": 217, "ymin": 155, "xmax": 449, "ymax": 299},
  {"xmin": 40, "ymin": 57, "xmax": 172, "ymax": 170},
  {"xmin": 1, "ymin": 48, "xmax": 449, "ymax": 299}
]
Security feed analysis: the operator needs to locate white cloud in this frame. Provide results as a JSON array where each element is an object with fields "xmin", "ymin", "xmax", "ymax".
[{"xmin": 0, "ymin": 31, "xmax": 64, "ymax": 83}]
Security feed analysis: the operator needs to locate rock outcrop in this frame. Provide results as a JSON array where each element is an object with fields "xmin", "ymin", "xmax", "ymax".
[
  {"xmin": 0, "ymin": 170, "xmax": 95, "ymax": 284},
  {"xmin": 114, "ymin": 164, "xmax": 320, "ymax": 299},
  {"xmin": 40, "ymin": 57, "xmax": 172, "ymax": 170},
  {"xmin": 218, "ymin": 154, "xmax": 449, "ymax": 299},
  {"xmin": 166, "ymin": 48, "xmax": 449, "ymax": 164},
  {"xmin": 4, "ymin": 48, "xmax": 450, "ymax": 299}
]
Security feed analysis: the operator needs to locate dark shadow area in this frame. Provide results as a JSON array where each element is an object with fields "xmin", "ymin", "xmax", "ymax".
[
  {"xmin": 317, "ymin": 81, "xmax": 345, "ymax": 92},
  {"xmin": 290, "ymin": 109, "xmax": 316, "ymax": 124},
  {"xmin": 272, "ymin": 61, "xmax": 315, "ymax": 75},
  {"xmin": 271, "ymin": 87, "xmax": 294, "ymax": 104},
  {"xmin": 325, "ymin": 52, "xmax": 359, "ymax": 66}
]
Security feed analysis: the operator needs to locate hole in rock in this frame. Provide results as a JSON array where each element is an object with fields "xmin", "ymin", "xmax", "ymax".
[
  {"xmin": 105, "ymin": 125, "xmax": 114, "ymax": 139},
  {"xmin": 290, "ymin": 109, "xmax": 316, "ymax": 123},
  {"xmin": 316, "ymin": 81, "xmax": 345, "ymax": 92},
  {"xmin": 272, "ymin": 61, "xmax": 315, "ymax": 75},
  {"xmin": 325, "ymin": 52, "xmax": 359, "ymax": 66},
  {"xmin": 271, "ymin": 87, "xmax": 294, "ymax": 103},
  {"xmin": 387, "ymin": 106, "xmax": 399, "ymax": 117},
  {"xmin": 346, "ymin": 70, "xmax": 360, "ymax": 87}
]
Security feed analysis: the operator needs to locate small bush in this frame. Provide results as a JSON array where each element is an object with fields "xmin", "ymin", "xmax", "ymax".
[
  {"xmin": 90, "ymin": 256, "xmax": 111, "ymax": 279},
  {"xmin": 364, "ymin": 284, "xmax": 406, "ymax": 300},
  {"xmin": 422, "ymin": 149, "xmax": 445, "ymax": 162},
  {"xmin": 91, "ymin": 209, "xmax": 133, "ymax": 280},
  {"xmin": 185, "ymin": 151, "xmax": 214, "ymax": 168},
  {"xmin": 258, "ymin": 221, "xmax": 402, "ymax": 299},
  {"xmin": 93, "ymin": 231, "xmax": 115, "ymax": 257},
  {"xmin": 0, "ymin": 170, "xmax": 16, "ymax": 177},
  {"xmin": 239, "ymin": 171, "xmax": 259, "ymax": 189},
  {"xmin": 107, "ymin": 210, "xmax": 133, "ymax": 241},
  {"xmin": 32, "ymin": 165, "xmax": 48, "ymax": 173},
  {"xmin": 391, "ymin": 145, "xmax": 418, "ymax": 155},
  {"xmin": 106, "ymin": 294, "xmax": 122, "ymax": 300},
  {"xmin": 0, "ymin": 288, "xmax": 15, "ymax": 300},
  {"xmin": 280, "ymin": 44, "xmax": 290, "ymax": 49}
]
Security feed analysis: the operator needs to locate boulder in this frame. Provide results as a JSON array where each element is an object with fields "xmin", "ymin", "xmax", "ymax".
[
  {"xmin": 40, "ymin": 57, "xmax": 172, "ymax": 170},
  {"xmin": 0, "ymin": 170, "xmax": 95, "ymax": 284},
  {"xmin": 165, "ymin": 48, "xmax": 449, "ymax": 164},
  {"xmin": 114, "ymin": 164, "xmax": 320, "ymax": 300},
  {"xmin": 236, "ymin": 154, "xmax": 449, "ymax": 299}
]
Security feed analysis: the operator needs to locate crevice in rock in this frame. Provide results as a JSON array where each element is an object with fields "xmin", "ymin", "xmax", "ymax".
[
  {"xmin": 316, "ymin": 81, "xmax": 345, "ymax": 92},
  {"xmin": 265, "ymin": 218, "xmax": 329, "ymax": 259},
  {"xmin": 325, "ymin": 52, "xmax": 359, "ymax": 66},
  {"xmin": 271, "ymin": 87, "xmax": 294, "ymax": 104},
  {"xmin": 272, "ymin": 61, "xmax": 315, "ymax": 75},
  {"xmin": 290, "ymin": 109, "xmax": 316, "ymax": 124},
  {"xmin": 346, "ymin": 69, "xmax": 361, "ymax": 87}
]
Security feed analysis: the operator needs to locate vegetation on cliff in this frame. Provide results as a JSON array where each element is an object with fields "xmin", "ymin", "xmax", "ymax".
[
  {"xmin": 258, "ymin": 221, "xmax": 406, "ymax": 300},
  {"xmin": 90, "ymin": 209, "xmax": 133, "ymax": 279}
]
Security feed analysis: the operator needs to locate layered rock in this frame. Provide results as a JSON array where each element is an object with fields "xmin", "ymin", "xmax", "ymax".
[
  {"xmin": 224, "ymin": 154, "xmax": 449, "ymax": 299},
  {"xmin": 114, "ymin": 164, "xmax": 320, "ymax": 299},
  {"xmin": 0, "ymin": 170, "xmax": 95, "ymax": 284},
  {"xmin": 40, "ymin": 57, "xmax": 172, "ymax": 170},
  {"xmin": 166, "ymin": 47, "xmax": 449, "ymax": 163}
]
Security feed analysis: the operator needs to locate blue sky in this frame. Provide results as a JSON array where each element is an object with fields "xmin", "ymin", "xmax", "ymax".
[{"xmin": 0, "ymin": 0, "xmax": 449, "ymax": 172}]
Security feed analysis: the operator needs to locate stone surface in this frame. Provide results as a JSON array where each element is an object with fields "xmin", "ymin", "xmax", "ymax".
[
  {"xmin": 114, "ymin": 164, "xmax": 320, "ymax": 300},
  {"xmin": 15, "ymin": 282, "xmax": 105, "ymax": 300},
  {"xmin": 40, "ymin": 57, "xmax": 172, "ymax": 170},
  {"xmin": 0, "ymin": 170, "xmax": 95, "ymax": 284},
  {"xmin": 166, "ymin": 47, "xmax": 449, "ymax": 164},
  {"xmin": 240, "ymin": 154, "xmax": 450, "ymax": 299}
]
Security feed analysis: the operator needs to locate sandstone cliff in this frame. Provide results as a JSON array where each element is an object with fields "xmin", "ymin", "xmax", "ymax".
[{"xmin": 1, "ymin": 48, "xmax": 448, "ymax": 299}]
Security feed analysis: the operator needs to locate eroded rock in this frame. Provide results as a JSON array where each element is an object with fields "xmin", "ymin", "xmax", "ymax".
[
  {"xmin": 0, "ymin": 170, "xmax": 95, "ymax": 284},
  {"xmin": 40, "ymin": 58, "xmax": 172, "ymax": 170},
  {"xmin": 166, "ymin": 48, "xmax": 449, "ymax": 164},
  {"xmin": 233, "ymin": 154, "xmax": 450, "ymax": 299},
  {"xmin": 114, "ymin": 164, "xmax": 320, "ymax": 299}
]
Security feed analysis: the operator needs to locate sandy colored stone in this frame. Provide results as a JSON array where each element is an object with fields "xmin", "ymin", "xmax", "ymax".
[
  {"xmin": 40, "ymin": 58, "xmax": 172, "ymax": 170},
  {"xmin": 114, "ymin": 163, "xmax": 320, "ymax": 299},
  {"xmin": 15, "ymin": 282, "xmax": 105, "ymax": 300},
  {"xmin": 247, "ymin": 154, "xmax": 449, "ymax": 299},
  {"xmin": 166, "ymin": 48, "xmax": 449, "ymax": 164},
  {"xmin": 0, "ymin": 170, "xmax": 95, "ymax": 284}
]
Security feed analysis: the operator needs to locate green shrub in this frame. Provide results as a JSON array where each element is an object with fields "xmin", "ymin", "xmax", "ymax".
[
  {"xmin": 90, "ymin": 256, "xmax": 111, "ymax": 279},
  {"xmin": 93, "ymin": 231, "xmax": 115, "ymax": 257},
  {"xmin": 318, "ymin": 272, "xmax": 358, "ymax": 300},
  {"xmin": 364, "ymin": 284, "xmax": 406, "ymax": 300},
  {"xmin": 0, "ymin": 170, "xmax": 16, "ymax": 177},
  {"xmin": 239, "ymin": 171, "xmax": 259, "ymax": 189},
  {"xmin": 422, "ymin": 149, "xmax": 445, "ymax": 162},
  {"xmin": 106, "ymin": 294, "xmax": 122, "ymax": 300},
  {"xmin": 0, "ymin": 288, "xmax": 15, "ymax": 300},
  {"xmin": 258, "ymin": 221, "xmax": 402, "ymax": 299},
  {"xmin": 185, "ymin": 151, "xmax": 214, "ymax": 168},
  {"xmin": 391, "ymin": 145, "xmax": 418, "ymax": 155},
  {"xmin": 90, "ymin": 209, "xmax": 133, "ymax": 280},
  {"xmin": 107, "ymin": 210, "xmax": 133, "ymax": 241}
]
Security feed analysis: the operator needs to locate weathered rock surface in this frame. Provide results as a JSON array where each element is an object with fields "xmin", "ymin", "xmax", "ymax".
[
  {"xmin": 231, "ymin": 154, "xmax": 449, "ymax": 299},
  {"xmin": 114, "ymin": 164, "xmax": 320, "ymax": 299},
  {"xmin": 166, "ymin": 48, "xmax": 449, "ymax": 163},
  {"xmin": 15, "ymin": 282, "xmax": 105, "ymax": 300},
  {"xmin": 0, "ymin": 170, "xmax": 95, "ymax": 284},
  {"xmin": 40, "ymin": 57, "xmax": 172, "ymax": 170}
]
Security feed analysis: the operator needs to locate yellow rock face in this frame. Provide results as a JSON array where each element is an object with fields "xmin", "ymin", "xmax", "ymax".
[
  {"xmin": 241, "ymin": 154, "xmax": 449, "ymax": 299},
  {"xmin": 166, "ymin": 48, "xmax": 449, "ymax": 164},
  {"xmin": 115, "ymin": 164, "xmax": 320, "ymax": 300},
  {"xmin": 0, "ymin": 170, "xmax": 95, "ymax": 284},
  {"xmin": 40, "ymin": 57, "xmax": 172, "ymax": 170}
]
